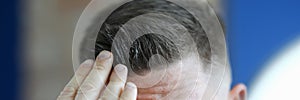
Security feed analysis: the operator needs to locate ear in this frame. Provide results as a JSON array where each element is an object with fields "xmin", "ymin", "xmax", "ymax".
[{"xmin": 228, "ymin": 84, "xmax": 247, "ymax": 100}]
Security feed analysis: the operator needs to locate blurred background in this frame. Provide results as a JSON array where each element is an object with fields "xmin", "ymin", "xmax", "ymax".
[
  {"xmin": 22, "ymin": 0, "xmax": 223, "ymax": 100},
  {"xmin": 22, "ymin": 0, "xmax": 90, "ymax": 100},
  {"xmin": 1, "ymin": 0, "xmax": 299, "ymax": 99}
]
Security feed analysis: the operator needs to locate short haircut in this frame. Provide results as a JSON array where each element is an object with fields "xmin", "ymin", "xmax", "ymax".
[
  {"xmin": 90, "ymin": 0, "xmax": 214, "ymax": 75},
  {"xmin": 129, "ymin": 33, "xmax": 180, "ymax": 75}
]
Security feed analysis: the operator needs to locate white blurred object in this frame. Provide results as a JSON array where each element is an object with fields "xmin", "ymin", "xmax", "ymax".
[{"xmin": 250, "ymin": 36, "xmax": 300, "ymax": 100}]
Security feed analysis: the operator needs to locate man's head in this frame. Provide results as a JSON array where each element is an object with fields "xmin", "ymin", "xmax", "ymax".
[
  {"xmin": 96, "ymin": 21, "xmax": 246, "ymax": 99},
  {"xmin": 91, "ymin": 0, "xmax": 246, "ymax": 99},
  {"xmin": 123, "ymin": 30, "xmax": 246, "ymax": 100}
]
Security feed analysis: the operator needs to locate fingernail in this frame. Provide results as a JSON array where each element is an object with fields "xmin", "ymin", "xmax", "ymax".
[
  {"xmin": 126, "ymin": 82, "xmax": 137, "ymax": 89},
  {"xmin": 114, "ymin": 64, "xmax": 128, "ymax": 82},
  {"xmin": 115, "ymin": 64, "xmax": 127, "ymax": 72},
  {"xmin": 97, "ymin": 50, "xmax": 111, "ymax": 61},
  {"xmin": 83, "ymin": 59, "xmax": 94, "ymax": 66}
]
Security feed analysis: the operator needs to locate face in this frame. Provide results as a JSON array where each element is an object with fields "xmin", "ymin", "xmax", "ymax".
[
  {"xmin": 127, "ymin": 52, "xmax": 213, "ymax": 100},
  {"xmin": 127, "ymin": 52, "xmax": 247, "ymax": 100}
]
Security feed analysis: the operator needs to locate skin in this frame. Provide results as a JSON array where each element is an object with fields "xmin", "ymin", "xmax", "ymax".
[
  {"xmin": 57, "ymin": 51, "xmax": 137, "ymax": 100},
  {"xmin": 57, "ymin": 51, "xmax": 247, "ymax": 100}
]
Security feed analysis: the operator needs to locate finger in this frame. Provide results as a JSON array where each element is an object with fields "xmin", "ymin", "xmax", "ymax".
[
  {"xmin": 99, "ymin": 64, "xmax": 128, "ymax": 100},
  {"xmin": 57, "ymin": 60, "xmax": 94, "ymax": 100},
  {"xmin": 120, "ymin": 82, "xmax": 138, "ymax": 100},
  {"xmin": 75, "ymin": 51, "xmax": 113, "ymax": 100}
]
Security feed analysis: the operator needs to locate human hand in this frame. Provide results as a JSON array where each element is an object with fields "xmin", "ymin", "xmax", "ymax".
[{"xmin": 57, "ymin": 51, "xmax": 137, "ymax": 100}]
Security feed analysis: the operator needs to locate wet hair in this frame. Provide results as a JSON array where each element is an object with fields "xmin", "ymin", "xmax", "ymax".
[{"xmin": 93, "ymin": 0, "xmax": 211, "ymax": 75}]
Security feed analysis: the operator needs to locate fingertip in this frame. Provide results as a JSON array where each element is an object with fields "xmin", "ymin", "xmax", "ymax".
[
  {"xmin": 97, "ymin": 50, "xmax": 112, "ymax": 61},
  {"xmin": 76, "ymin": 59, "xmax": 94, "ymax": 73},
  {"xmin": 108, "ymin": 64, "xmax": 128, "ymax": 84},
  {"xmin": 126, "ymin": 82, "xmax": 137, "ymax": 90},
  {"xmin": 82, "ymin": 59, "xmax": 94, "ymax": 66},
  {"xmin": 120, "ymin": 82, "xmax": 137, "ymax": 100},
  {"xmin": 124, "ymin": 82, "xmax": 137, "ymax": 96},
  {"xmin": 95, "ymin": 50, "xmax": 113, "ymax": 67},
  {"xmin": 115, "ymin": 64, "xmax": 128, "ymax": 73},
  {"xmin": 75, "ymin": 59, "xmax": 94, "ymax": 73}
]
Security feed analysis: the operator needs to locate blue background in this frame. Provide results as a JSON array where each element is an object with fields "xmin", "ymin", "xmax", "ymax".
[
  {"xmin": 0, "ymin": 0, "xmax": 19, "ymax": 99},
  {"xmin": 0, "ymin": 0, "xmax": 20, "ymax": 99},
  {"xmin": 227, "ymin": 0, "xmax": 300, "ymax": 87},
  {"xmin": 1, "ymin": 0, "xmax": 300, "ymax": 99}
]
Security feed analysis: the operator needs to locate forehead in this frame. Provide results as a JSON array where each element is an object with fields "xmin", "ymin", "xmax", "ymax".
[{"xmin": 127, "ymin": 51, "xmax": 206, "ymax": 87}]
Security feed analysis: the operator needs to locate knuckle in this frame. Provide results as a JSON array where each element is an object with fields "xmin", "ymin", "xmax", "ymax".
[
  {"xmin": 59, "ymin": 86, "xmax": 77, "ymax": 96},
  {"xmin": 76, "ymin": 71, "xmax": 88, "ymax": 77},
  {"xmin": 78, "ymin": 83, "xmax": 97, "ymax": 93},
  {"xmin": 109, "ymin": 80, "xmax": 125, "ymax": 87},
  {"xmin": 94, "ymin": 65, "xmax": 106, "ymax": 71}
]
